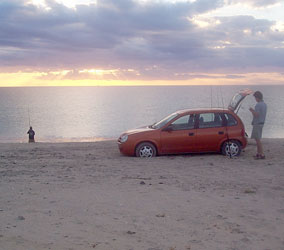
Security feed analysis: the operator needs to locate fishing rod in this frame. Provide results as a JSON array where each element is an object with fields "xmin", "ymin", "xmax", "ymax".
[
  {"xmin": 220, "ymin": 86, "xmax": 233, "ymax": 158},
  {"xmin": 210, "ymin": 85, "xmax": 213, "ymax": 109},
  {"xmin": 28, "ymin": 107, "xmax": 31, "ymax": 127}
]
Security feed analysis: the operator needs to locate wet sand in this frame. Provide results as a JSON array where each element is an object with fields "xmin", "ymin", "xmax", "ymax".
[{"xmin": 0, "ymin": 139, "xmax": 283, "ymax": 250}]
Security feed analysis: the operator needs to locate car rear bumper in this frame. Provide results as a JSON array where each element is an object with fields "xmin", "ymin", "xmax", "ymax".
[{"xmin": 238, "ymin": 136, "xmax": 247, "ymax": 150}]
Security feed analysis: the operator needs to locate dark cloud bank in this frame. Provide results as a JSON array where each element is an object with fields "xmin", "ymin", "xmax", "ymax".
[{"xmin": 0, "ymin": 0, "xmax": 283, "ymax": 80}]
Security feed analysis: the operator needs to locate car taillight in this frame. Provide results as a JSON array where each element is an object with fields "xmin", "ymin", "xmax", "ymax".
[{"xmin": 241, "ymin": 128, "xmax": 245, "ymax": 137}]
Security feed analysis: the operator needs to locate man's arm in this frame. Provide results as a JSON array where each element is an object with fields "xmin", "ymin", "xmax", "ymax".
[{"xmin": 249, "ymin": 107, "xmax": 259, "ymax": 117}]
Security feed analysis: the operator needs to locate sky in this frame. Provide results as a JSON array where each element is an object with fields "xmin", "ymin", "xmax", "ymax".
[{"xmin": 0, "ymin": 0, "xmax": 284, "ymax": 86}]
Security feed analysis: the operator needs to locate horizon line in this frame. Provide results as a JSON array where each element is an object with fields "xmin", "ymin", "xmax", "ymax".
[{"xmin": 1, "ymin": 83, "xmax": 284, "ymax": 88}]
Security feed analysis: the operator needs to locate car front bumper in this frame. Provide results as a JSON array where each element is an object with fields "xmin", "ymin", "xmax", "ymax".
[{"xmin": 117, "ymin": 141, "xmax": 135, "ymax": 156}]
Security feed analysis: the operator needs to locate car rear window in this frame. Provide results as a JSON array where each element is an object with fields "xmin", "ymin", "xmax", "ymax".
[{"xmin": 224, "ymin": 113, "xmax": 238, "ymax": 126}]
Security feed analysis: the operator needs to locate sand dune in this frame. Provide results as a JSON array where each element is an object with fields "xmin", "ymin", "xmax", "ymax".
[{"xmin": 0, "ymin": 139, "xmax": 283, "ymax": 250}]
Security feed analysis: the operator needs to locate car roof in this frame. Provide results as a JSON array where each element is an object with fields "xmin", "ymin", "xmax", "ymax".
[{"xmin": 176, "ymin": 108, "xmax": 233, "ymax": 115}]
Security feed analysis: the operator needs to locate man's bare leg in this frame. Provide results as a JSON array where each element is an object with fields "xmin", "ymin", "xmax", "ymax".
[{"xmin": 255, "ymin": 138, "xmax": 264, "ymax": 156}]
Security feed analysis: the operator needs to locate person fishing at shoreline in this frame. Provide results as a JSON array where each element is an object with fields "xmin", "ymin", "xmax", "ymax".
[
  {"xmin": 27, "ymin": 126, "xmax": 35, "ymax": 143},
  {"xmin": 249, "ymin": 91, "xmax": 267, "ymax": 160}
]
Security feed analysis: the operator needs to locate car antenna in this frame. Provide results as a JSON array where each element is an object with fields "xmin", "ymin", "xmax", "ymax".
[
  {"xmin": 28, "ymin": 106, "xmax": 31, "ymax": 127},
  {"xmin": 220, "ymin": 86, "xmax": 232, "ymax": 158}
]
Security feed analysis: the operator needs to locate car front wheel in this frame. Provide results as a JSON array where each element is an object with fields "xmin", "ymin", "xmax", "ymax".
[
  {"xmin": 222, "ymin": 140, "xmax": 241, "ymax": 157},
  {"xmin": 135, "ymin": 142, "xmax": 157, "ymax": 158}
]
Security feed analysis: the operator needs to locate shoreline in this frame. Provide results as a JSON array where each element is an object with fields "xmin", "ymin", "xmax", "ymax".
[
  {"xmin": 0, "ymin": 137, "xmax": 117, "ymax": 144},
  {"xmin": 0, "ymin": 138, "xmax": 283, "ymax": 249}
]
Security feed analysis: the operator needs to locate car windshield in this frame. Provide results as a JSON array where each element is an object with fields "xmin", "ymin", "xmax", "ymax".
[{"xmin": 151, "ymin": 113, "xmax": 179, "ymax": 129}]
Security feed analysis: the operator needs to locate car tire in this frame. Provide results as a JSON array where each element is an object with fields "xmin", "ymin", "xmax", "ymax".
[
  {"xmin": 135, "ymin": 142, "xmax": 157, "ymax": 158},
  {"xmin": 222, "ymin": 140, "xmax": 241, "ymax": 157}
]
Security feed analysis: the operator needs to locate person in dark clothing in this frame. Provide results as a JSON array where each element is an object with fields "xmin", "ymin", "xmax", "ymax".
[{"xmin": 27, "ymin": 126, "xmax": 35, "ymax": 143}]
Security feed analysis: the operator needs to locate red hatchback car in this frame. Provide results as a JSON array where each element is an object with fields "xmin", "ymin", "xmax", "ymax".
[{"xmin": 118, "ymin": 89, "xmax": 252, "ymax": 157}]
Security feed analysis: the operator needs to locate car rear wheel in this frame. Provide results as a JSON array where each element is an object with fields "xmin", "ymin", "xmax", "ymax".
[
  {"xmin": 222, "ymin": 140, "xmax": 241, "ymax": 157},
  {"xmin": 135, "ymin": 142, "xmax": 157, "ymax": 158}
]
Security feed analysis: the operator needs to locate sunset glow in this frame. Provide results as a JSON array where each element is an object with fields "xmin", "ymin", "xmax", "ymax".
[
  {"xmin": 1, "ymin": 0, "xmax": 283, "ymax": 86},
  {"xmin": 1, "ymin": 71, "xmax": 282, "ymax": 87}
]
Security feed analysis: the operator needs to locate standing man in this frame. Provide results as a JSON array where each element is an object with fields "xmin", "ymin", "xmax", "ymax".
[
  {"xmin": 27, "ymin": 126, "xmax": 35, "ymax": 143},
  {"xmin": 249, "ymin": 91, "xmax": 267, "ymax": 159}
]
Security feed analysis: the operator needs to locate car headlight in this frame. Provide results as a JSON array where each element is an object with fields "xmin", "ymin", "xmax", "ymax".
[{"xmin": 120, "ymin": 134, "xmax": 128, "ymax": 143}]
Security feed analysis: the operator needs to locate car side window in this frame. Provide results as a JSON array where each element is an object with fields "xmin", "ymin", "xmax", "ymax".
[
  {"xmin": 224, "ymin": 113, "xmax": 238, "ymax": 126},
  {"xmin": 198, "ymin": 113, "xmax": 223, "ymax": 129},
  {"xmin": 170, "ymin": 114, "xmax": 195, "ymax": 130}
]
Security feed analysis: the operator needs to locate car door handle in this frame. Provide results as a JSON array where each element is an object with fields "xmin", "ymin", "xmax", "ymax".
[
  {"xmin": 218, "ymin": 131, "xmax": 224, "ymax": 135},
  {"xmin": 188, "ymin": 132, "xmax": 194, "ymax": 136}
]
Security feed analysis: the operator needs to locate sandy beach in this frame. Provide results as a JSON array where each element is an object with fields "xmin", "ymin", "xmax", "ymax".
[{"xmin": 0, "ymin": 138, "xmax": 283, "ymax": 250}]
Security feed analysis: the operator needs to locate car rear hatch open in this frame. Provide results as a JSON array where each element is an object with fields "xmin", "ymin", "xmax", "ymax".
[{"xmin": 228, "ymin": 89, "xmax": 253, "ymax": 113}]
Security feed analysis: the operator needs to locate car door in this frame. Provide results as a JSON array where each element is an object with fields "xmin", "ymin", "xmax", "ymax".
[
  {"xmin": 160, "ymin": 114, "xmax": 197, "ymax": 154},
  {"xmin": 195, "ymin": 112, "xmax": 227, "ymax": 152}
]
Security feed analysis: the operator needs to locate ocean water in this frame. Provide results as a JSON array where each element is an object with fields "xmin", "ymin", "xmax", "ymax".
[{"xmin": 0, "ymin": 85, "xmax": 283, "ymax": 142}]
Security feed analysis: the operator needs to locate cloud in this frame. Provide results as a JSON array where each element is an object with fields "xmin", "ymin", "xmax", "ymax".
[
  {"xmin": 227, "ymin": 0, "xmax": 281, "ymax": 7},
  {"xmin": 191, "ymin": 0, "xmax": 224, "ymax": 13},
  {"xmin": 0, "ymin": 0, "xmax": 283, "ymax": 81}
]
